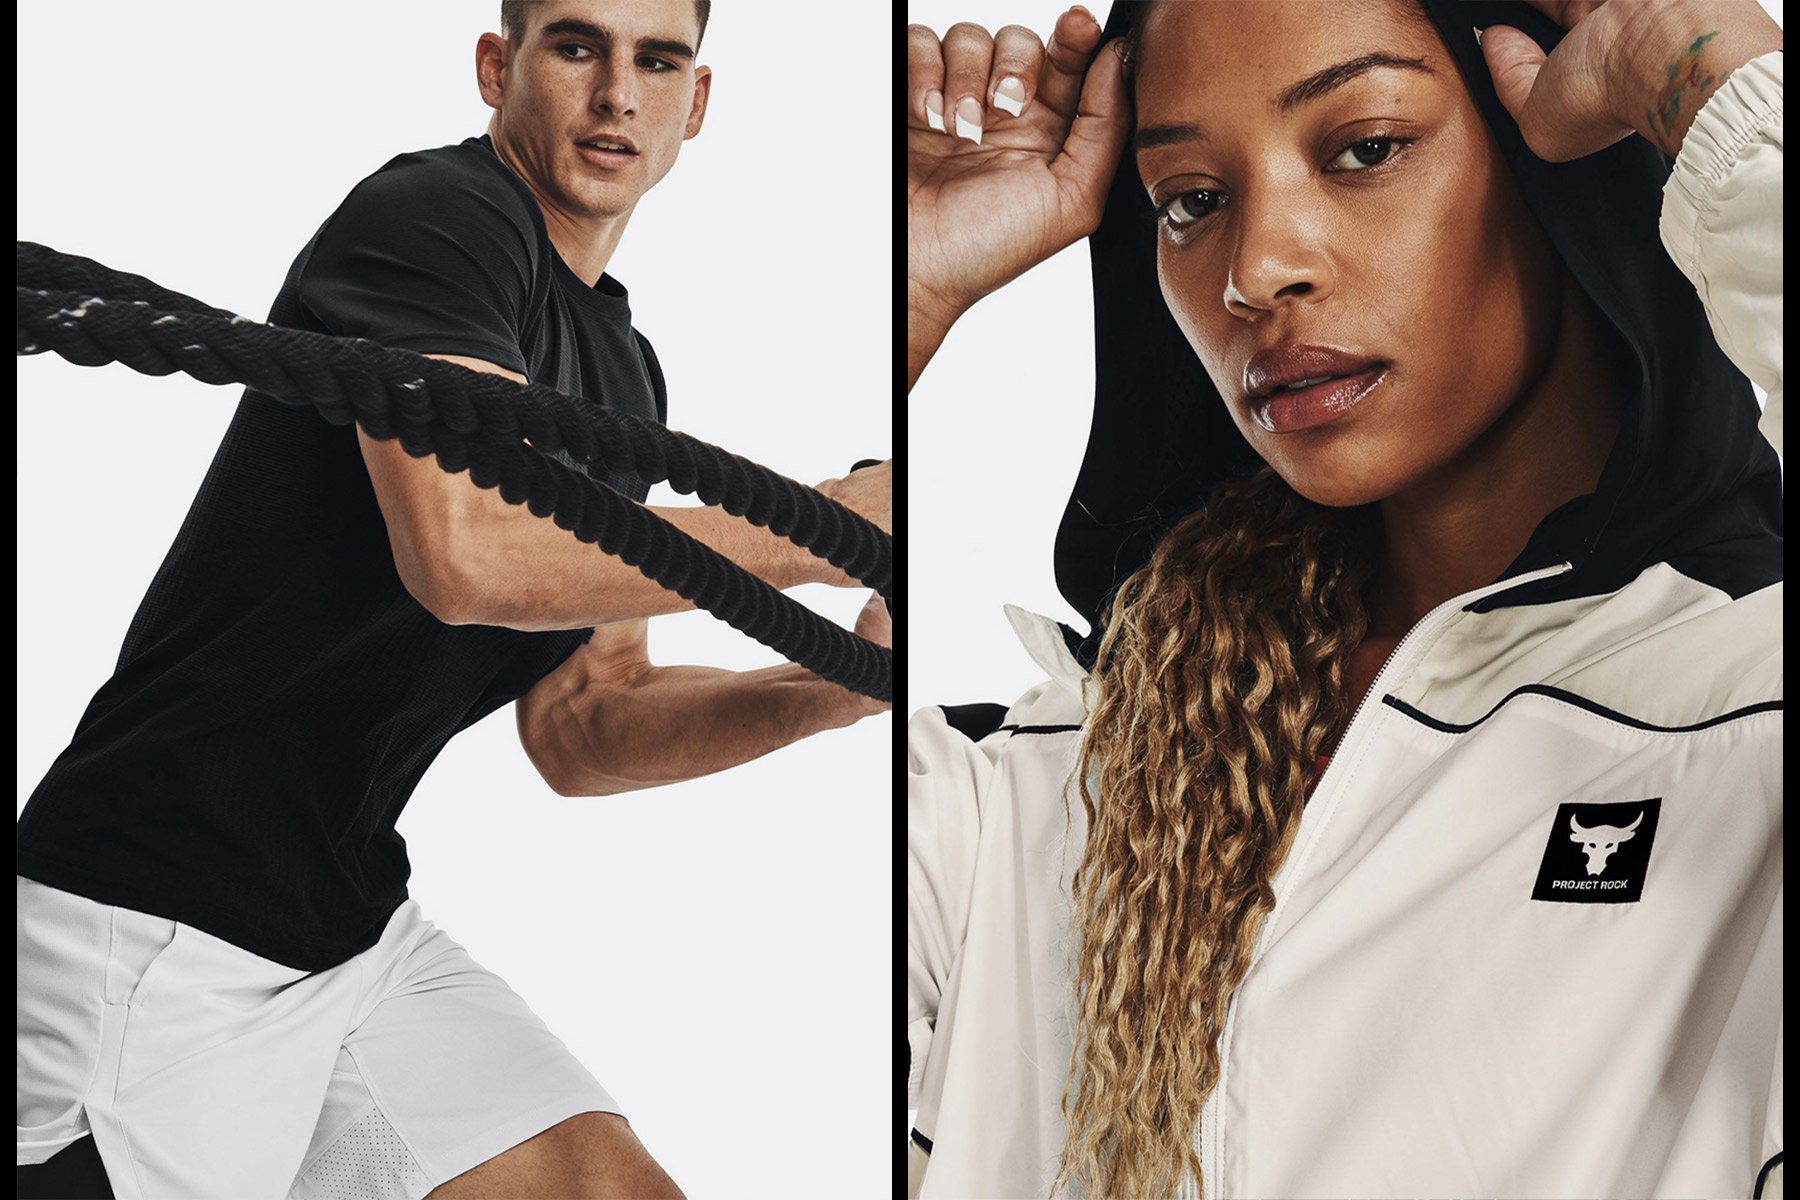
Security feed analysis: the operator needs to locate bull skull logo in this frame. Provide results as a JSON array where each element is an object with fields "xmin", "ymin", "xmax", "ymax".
[{"xmin": 1568, "ymin": 811, "xmax": 1643, "ymax": 876}]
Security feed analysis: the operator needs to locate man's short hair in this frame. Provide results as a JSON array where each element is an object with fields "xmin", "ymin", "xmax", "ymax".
[{"xmin": 500, "ymin": 1, "xmax": 711, "ymax": 52}]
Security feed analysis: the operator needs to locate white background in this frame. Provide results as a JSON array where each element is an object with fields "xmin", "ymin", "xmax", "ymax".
[
  {"xmin": 905, "ymin": 0, "xmax": 1780, "ymax": 1141},
  {"xmin": 17, "ymin": 2, "xmax": 890, "ymax": 1195},
  {"xmin": 906, "ymin": 0, "xmax": 1780, "ymax": 711}
]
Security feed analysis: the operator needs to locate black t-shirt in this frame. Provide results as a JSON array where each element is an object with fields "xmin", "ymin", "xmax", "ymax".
[{"xmin": 17, "ymin": 135, "xmax": 667, "ymax": 971}]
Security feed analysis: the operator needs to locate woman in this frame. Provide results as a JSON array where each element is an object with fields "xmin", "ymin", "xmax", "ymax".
[{"xmin": 906, "ymin": 1, "xmax": 1781, "ymax": 1197}]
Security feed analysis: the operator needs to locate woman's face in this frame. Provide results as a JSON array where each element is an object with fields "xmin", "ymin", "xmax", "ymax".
[{"xmin": 1133, "ymin": 0, "xmax": 1565, "ymax": 508}]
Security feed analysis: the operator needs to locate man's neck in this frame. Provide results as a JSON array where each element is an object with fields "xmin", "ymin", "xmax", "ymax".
[
  {"xmin": 486, "ymin": 132, "xmax": 630, "ymax": 288},
  {"xmin": 1368, "ymin": 274, "xmax": 1624, "ymax": 640},
  {"xmin": 537, "ymin": 203, "xmax": 629, "ymax": 289}
]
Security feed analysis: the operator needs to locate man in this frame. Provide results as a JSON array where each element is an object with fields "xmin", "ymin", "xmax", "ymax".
[{"xmin": 15, "ymin": 2, "xmax": 889, "ymax": 1196}]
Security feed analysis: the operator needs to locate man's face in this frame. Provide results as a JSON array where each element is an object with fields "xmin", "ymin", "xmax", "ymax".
[{"xmin": 482, "ymin": 0, "xmax": 710, "ymax": 224}]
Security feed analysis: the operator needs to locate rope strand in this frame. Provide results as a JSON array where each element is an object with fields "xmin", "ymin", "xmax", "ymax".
[{"xmin": 16, "ymin": 241, "xmax": 891, "ymax": 702}]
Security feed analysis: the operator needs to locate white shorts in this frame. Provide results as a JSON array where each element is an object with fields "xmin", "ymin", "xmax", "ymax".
[{"xmin": 17, "ymin": 875, "xmax": 622, "ymax": 1199}]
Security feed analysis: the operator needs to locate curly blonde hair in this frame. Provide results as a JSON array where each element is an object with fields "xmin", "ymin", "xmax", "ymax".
[{"xmin": 1054, "ymin": 467, "xmax": 1378, "ymax": 1197}]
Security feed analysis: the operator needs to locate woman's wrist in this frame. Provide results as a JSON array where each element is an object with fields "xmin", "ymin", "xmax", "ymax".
[
  {"xmin": 908, "ymin": 278, "xmax": 966, "ymax": 392},
  {"xmin": 1613, "ymin": 0, "xmax": 1782, "ymax": 158}
]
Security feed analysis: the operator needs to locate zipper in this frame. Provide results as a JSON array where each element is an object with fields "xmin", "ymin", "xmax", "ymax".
[{"xmin": 1196, "ymin": 559, "xmax": 1573, "ymax": 1197}]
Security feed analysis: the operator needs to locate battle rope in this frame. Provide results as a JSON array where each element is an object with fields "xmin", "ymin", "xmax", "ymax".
[{"xmin": 16, "ymin": 242, "xmax": 891, "ymax": 703}]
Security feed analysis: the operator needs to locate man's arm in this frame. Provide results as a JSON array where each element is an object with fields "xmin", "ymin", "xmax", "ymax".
[
  {"xmin": 514, "ymin": 593, "xmax": 891, "ymax": 797},
  {"xmin": 361, "ymin": 355, "xmax": 891, "ymax": 631}
]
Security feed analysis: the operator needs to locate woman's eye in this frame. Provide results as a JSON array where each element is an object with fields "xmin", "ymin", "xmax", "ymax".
[
  {"xmin": 1158, "ymin": 189, "xmax": 1221, "ymax": 230},
  {"xmin": 1154, "ymin": 136, "xmax": 1411, "ymax": 238},
  {"xmin": 1328, "ymin": 136, "xmax": 1403, "ymax": 171}
]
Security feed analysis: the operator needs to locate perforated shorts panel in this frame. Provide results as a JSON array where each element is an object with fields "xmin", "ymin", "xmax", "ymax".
[{"xmin": 293, "ymin": 1107, "xmax": 431, "ymax": 1200}]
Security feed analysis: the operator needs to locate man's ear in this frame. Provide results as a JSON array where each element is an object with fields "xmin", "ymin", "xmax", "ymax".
[
  {"xmin": 475, "ymin": 30, "xmax": 510, "ymax": 111},
  {"xmin": 684, "ymin": 65, "xmax": 712, "ymax": 140}
]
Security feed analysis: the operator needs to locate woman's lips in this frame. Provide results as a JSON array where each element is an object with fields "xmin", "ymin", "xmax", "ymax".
[{"xmin": 1252, "ymin": 365, "xmax": 1388, "ymax": 433}]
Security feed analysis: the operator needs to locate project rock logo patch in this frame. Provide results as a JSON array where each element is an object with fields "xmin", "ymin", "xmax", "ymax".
[{"xmin": 1530, "ymin": 798, "xmax": 1661, "ymax": 904}]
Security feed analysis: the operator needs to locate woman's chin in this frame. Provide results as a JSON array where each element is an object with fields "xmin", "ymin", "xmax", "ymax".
[{"xmin": 1264, "ymin": 453, "xmax": 1408, "ymax": 510}]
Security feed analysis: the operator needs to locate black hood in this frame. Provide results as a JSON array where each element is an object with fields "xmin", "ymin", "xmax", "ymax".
[{"xmin": 1055, "ymin": 0, "xmax": 1781, "ymax": 669}]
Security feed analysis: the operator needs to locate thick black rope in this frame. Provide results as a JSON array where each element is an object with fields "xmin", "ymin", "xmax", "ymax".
[{"xmin": 16, "ymin": 242, "xmax": 891, "ymax": 703}]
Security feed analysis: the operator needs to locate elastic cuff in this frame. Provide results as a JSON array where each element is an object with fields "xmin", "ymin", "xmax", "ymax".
[{"xmin": 1658, "ymin": 50, "xmax": 1783, "ymax": 280}]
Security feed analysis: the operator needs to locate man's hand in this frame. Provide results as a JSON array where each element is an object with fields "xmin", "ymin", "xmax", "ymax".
[
  {"xmin": 833, "ymin": 590, "xmax": 895, "ymax": 720},
  {"xmin": 816, "ymin": 459, "xmax": 891, "ymax": 534},
  {"xmin": 1480, "ymin": 0, "xmax": 1781, "ymax": 162},
  {"xmin": 812, "ymin": 460, "xmax": 892, "ymax": 590},
  {"xmin": 516, "ymin": 597, "xmax": 887, "ymax": 798},
  {"xmin": 854, "ymin": 589, "xmax": 892, "ymax": 649}
]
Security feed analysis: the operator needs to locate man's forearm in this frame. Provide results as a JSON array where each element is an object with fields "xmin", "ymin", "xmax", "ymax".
[
  {"xmin": 516, "ymin": 654, "xmax": 884, "ymax": 797},
  {"xmin": 435, "ymin": 489, "xmax": 831, "ymax": 632}
]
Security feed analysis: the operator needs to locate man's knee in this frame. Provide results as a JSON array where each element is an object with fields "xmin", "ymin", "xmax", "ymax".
[
  {"xmin": 557, "ymin": 1112, "xmax": 685, "ymax": 1200},
  {"xmin": 424, "ymin": 1111, "xmax": 684, "ymax": 1200}
]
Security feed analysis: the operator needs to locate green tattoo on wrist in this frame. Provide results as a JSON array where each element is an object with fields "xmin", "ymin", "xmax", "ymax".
[{"xmin": 1644, "ymin": 30, "xmax": 1721, "ymax": 154}]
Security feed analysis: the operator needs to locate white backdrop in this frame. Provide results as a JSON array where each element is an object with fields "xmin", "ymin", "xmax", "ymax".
[{"xmin": 16, "ymin": 2, "xmax": 890, "ymax": 1195}]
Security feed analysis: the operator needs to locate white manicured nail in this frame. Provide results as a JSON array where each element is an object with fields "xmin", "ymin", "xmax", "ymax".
[
  {"xmin": 993, "ymin": 77, "xmax": 1025, "ymax": 116},
  {"xmin": 925, "ymin": 90, "xmax": 946, "ymax": 132},
  {"xmin": 954, "ymin": 96, "xmax": 983, "ymax": 144}
]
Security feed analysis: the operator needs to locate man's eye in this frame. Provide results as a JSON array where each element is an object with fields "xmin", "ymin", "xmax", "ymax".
[
  {"xmin": 558, "ymin": 44, "xmax": 593, "ymax": 60},
  {"xmin": 639, "ymin": 57, "xmax": 675, "ymax": 72}
]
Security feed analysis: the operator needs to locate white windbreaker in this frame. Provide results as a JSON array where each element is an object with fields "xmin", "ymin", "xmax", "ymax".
[{"xmin": 907, "ymin": 51, "xmax": 1783, "ymax": 1200}]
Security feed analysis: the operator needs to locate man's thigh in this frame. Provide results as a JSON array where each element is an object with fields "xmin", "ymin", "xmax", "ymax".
[
  {"xmin": 290, "ymin": 905, "xmax": 628, "ymax": 1196},
  {"xmin": 423, "ymin": 1113, "xmax": 683, "ymax": 1200}
]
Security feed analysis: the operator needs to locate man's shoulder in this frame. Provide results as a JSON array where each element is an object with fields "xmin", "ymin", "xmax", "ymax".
[
  {"xmin": 289, "ymin": 135, "xmax": 551, "ymax": 302},
  {"xmin": 339, "ymin": 136, "xmax": 542, "ymax": 238}
]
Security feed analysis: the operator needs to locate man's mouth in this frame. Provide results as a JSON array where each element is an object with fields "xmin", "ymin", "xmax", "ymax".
[{"xmin": 577, "ymin": 137, "xmax": 637, "ymax": 155}]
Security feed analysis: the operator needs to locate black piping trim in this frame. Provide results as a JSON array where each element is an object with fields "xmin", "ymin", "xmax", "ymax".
[
  {"xmin": 1000, "ymin": 723, "xmax": 1084, "ymax": 736},
  {"xmin": 938, "ymin": 702, "xmax": 1010, "ymax": 743},
  {"xmin": 911, "ymin": 1128, "xmax": 934, "ymax": 1155},
  {"xmin": 1754, "ymin": 1151, "xmax": 1782, "ymax": 1199},
  {"xmin": 1381, "ymin": 687, "xmax": 1783, "ymax": 735}
]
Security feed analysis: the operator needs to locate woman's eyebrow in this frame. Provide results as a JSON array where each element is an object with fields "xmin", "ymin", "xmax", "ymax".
[
  {"xmin": 1136, "ymin": 52, "xmax": 1435, "ymax": 150},
  {"xmin": 1277, "ymin": 52, "xmax": 1433, "ymax": 113}
]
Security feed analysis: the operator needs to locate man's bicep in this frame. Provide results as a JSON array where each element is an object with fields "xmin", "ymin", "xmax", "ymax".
[{"xmin": 356, "ymin": 354, "xmax": 528, "ymax": 620}]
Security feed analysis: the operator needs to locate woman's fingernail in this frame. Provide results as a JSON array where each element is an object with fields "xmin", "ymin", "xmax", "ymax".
[
  {"xmin": 925, "ymin": 90, "xmax": 946, "ymax": 133},
  {"xmin": 993, "ymin": 76, "xmax": 1026, "ymax": 116},
  {"xmin": 954, "ymin": 96, "xmax": 983, "ymax": 144}
]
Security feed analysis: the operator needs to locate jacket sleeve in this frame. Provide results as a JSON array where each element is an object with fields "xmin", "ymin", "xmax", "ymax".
[
  {"xmin": 1658, "ymin": 50, "xmax": 1783, "ymax": 458},
  {"xmin": 907, "ymin": 706, "xmax": 998, "ymax": 1107}
]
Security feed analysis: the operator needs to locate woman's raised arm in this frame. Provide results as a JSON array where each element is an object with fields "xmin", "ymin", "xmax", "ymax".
[{"xmin": 906, "ymin": 7, "xmax": 1132, "ymax": 390}]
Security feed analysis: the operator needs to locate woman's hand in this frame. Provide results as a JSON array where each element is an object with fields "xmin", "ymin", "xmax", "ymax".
[
  {"xmin": 906, "ymin": 6, "xmax": 1131, "ymax": 388},
  {"xmin": 1480, "ymin": 0, "xmax": 1781, "ymax": 162}
]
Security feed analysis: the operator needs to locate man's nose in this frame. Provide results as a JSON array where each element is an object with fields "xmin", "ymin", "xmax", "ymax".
[{"xmin": 593, "ymin": 51, "xmax": 639, "ymax": 116}]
